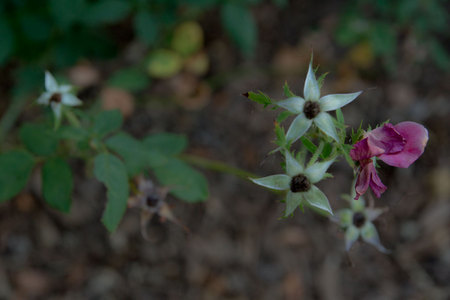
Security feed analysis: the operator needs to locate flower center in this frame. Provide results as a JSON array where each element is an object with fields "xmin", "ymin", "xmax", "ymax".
[
  {"xmin": 146, "ymin": 195, "xmax": 159, "ymax": 207},
  {"xmin": 352, "ymin": 212, "xmax": 366, "ymax": 228},
  {"xmin": 49, "ymin": 93, "xmax": 62, "ymax": 103},
  {"xmin": 290, "ymin": 174, "xmax": 311, "ymax": 193},
  {"xmin": 303, "ymin": 100, "xmax": 321, "ymax": 119}
]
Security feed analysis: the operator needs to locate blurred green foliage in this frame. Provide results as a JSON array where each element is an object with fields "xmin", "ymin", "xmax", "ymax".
[{"xmin": 336, "ymin": 0, "xmax": 450, "ymax": 72}]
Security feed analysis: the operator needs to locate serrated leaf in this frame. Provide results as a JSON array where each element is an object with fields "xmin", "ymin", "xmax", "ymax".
[
  {"xmin": 153, "ymin": 158, "xmax": 208, "ymax": 202},
  {"xmin": 245, "ymin": 91, "xmax": 272, "ymax": 107},
  {"xmin": 221, "ymin": 3, "xmax": 257, "ymax": 57},
  {"xmin": 106, "ymin": 132, "xmax": 167, "ymax": 175},
  {"xmin": 276, "ymin": 111, "xmax": 292, "ymax": 123},
  {"xmin": 94, "ymin": 153, "xmax": 129, "ymax": 232},
  {"xmin": 19, "ymin": 123, "xmax": 59, "ymax": 156},
  {"xmin": 283, "ymin": 81, "xmax": 295, "ymax": 98},
  {"xmin": 143, "ymin": 132, "xmax": 187, "ymax": 156},
  {"xmin": 0, "ymin": 150, "xmax": 34, "ymax": 202},
  {"xmin": 300, "ymin": 136, "xmax": 317, "ymax": 154},
  {"xmin": 93, "ymin": 109, "xmax": 123, "ymax": 138},
  {"xmin": 274, "ymin": 122, "xmax": 286, "ymax": 147},
  {"xmin": 42, "ymin": 157, "xmax": 73, "ymax": 213}
]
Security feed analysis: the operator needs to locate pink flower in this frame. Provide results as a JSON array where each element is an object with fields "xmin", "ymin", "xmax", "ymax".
[{"xmin": 350, "ymin": 122, "xmax": 428, "ymax": 200}]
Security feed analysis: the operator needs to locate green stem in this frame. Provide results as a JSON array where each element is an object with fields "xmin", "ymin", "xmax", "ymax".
[
  {"xmin": 180, "ymin": 154, "xmax": 258, "ymax": 180},
  {"xmin": 64, "ymin": 108, "xmax": 81, "ymax": 128}
]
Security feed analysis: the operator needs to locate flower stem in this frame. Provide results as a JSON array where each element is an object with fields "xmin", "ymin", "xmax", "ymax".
[
  {"xmin": 180, "ymin": 154, "xmax": 258, "ymax": 180},
  {"xmin": 64, "ymin": 109, "xmax": 81, "ymax": 128}
]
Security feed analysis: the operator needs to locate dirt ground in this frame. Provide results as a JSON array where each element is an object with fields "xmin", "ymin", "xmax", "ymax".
[{"xmin": 0, "ymin": 2, "xmax": 449, "ymax": 299}]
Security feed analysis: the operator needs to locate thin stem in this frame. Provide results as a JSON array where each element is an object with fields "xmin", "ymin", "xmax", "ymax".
[
  {"xmin": 180, "ymin": 154, "xmax": 258, "ymax": 180},
  {"xmin": 64, "ymin": 108, "xmax": 81, "ymax": 128}
]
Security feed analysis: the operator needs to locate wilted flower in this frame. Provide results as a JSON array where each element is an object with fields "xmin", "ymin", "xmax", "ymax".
[
  {"xmin": 277, "ymin": 61, "xmax": 361, "ymax": 143},
  {"xmin": 350, "ymin": 122, "xmax": 428, "ymax": 199},
  {"xmin": 336, "ymin": 197, "xmax": 389, "ymax": 253},
  {"xmin": 37, "ymin": 71, "xmax": 82, "ymax": 120},
  {"xmin": 251, "ymin": 151, "xmax": 334, "ymax": 216},
  {"xmin": 129, "ymin": 177, "xmax": 188, "ymax": 240}
]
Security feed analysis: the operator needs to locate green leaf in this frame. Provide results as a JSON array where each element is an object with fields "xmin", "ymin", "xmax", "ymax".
[
  {"xmin": 49, "ymin": 0, "xmax": 86, "ymax": 30},
  {"xmin": 320, "ymin": 142, "xmax": 333, "ymax": 159},
  {"xmin": 93, "ymin": 110, "xmax": 123, "ymax": 138},
  {"xmin": 107, "ymin": 67, "xmax": 150, "ymax": 92},
  {"xmin": 106, "ymin": 132, "xmax": 167, "ymax": 176},
  {"xmin": 19, "ymin": 123, "xmax": 59, "ymax": 156},
  {"xmin": 42, "ymin": 157, "xmax": 73, "ymax": 213},
  {"xmin": 336, "ymin": 108, "xmax": 344, "ymax": 124},
  {"xmin": 56, "ymin": 126, "xmax": 89, "ymax": 141},
  {"xmin": 276, "ymin": 111, "xmax": 292, "ymax": 123},
  {"xmin": 133, "ymin": 11, "xmax": 158, "ymax": 46},
  {"xmin": 142, "ymin": 132, "xmax": 187, "ymax": 156},
  {"xmin": 83, "ymin": 0, "xmax": 131, "ymax": 25},
  {"xmin": 274, "ymin": 122, "xmax": 286, "ymax": 147},
  {"xmin": 0, "ymin": 16, "xmax": 14, "ymax": 65},
  {"xmin": 245, "ymin": 91, "xmax": 272, "ymax": 107},
  {"xmin": 221, "ymin": 3, "xmax": 257, "ymax": 57},
  {"xmin": 283, "ymin": 81, "xmax": 295, "ymax": 98},
  {"xmin": 147, "ymin": 49, "xmax": 183, "ymax": 78},
  {"xmin": 171, "ymin": 21, "xmax": 204, "ymax": 56},
  {"xmin": 153, "ymin": 158, "xmax": 208, "ymax": 202},
  {"xmin": 300, "ymin": 136, "xmax": 317, "ymax": 154},
  {"xmin": 94, "ymin": 153, "xmax": 129, "ymax": 232},
  {"xmin": 0, "ymin": 150, "xmax": 34, "ymax": 202}
]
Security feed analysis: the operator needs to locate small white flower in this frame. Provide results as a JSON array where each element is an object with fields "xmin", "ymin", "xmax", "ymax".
[
  {"xmin": 251, "ymin": 151, "xmax": 334, "ymax": 216},
  {"xmin": 277, "ymin": 61, "xmax": 361, "ymax": 143},
  {"xmin": 337, "ymin": 198, "xmax": 389, "ymax": 253},
  {"xmin": 37, "ymin": 71, "xmax": 82, "ymax": 120}
]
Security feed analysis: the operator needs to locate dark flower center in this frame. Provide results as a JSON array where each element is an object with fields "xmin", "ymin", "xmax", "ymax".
[
  {"xmin": 50, "ymin": 93, "xmax": 62, "ymax": 103},
  {"xmin": 303, "ymin": 100, "xmax": 321, "ymax": 119},
  {"xmin": 290, "ymin": 174, "xmax": 311, "ymax": 193},
  {"xmin": 146, "ymin": 195, "xmax": 159, "ymax": 207},
  {"xmin": 352, "ymin": 212, "xmax": 366, "ymax": 228}
]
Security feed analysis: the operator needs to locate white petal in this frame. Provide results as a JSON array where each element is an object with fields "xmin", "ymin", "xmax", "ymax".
[
  {"xmin": 285, "ymin": 151, "xmax": 304, "ymax": 177},
  {"xmin": 62, "ymin": 93, "xmax": 82, "ymax": 106},
  {"xmin": 277, "ymin": 97, "xmax": 305, "ymax": 114},
  {"xmin": 45, "ymin": 71, "xmax": 59, "ymax": 92},
  {"xmin": 319, "ymin": 91, "xmax": 362, "ymax": 112},
  {"xmin": 361, "ymin": 222, "xmax": 390, "ymax": 253},
  {"xmin": 338, "ymin": 209, "xmax": 353, "ymax": 227},
  {"xmin": 58, "ymin": 84, "xmax": 73, "ymax": 93},
  {"xmin": 345, "ymin": 225, "xmax": 360, "ymax": 251},
  {"xmin": 304, "ymin": 185, "xmax": 333, "ymax": 216},
  {"xmin": 37, "ymin": 91, "xmax": 52, "ymax": 105},
  {"xmin": 303, "ymin": 62, "xmax": 320, "ymax": 101},
  {"xmin": 305, "ymin": 159, "xmax": 335, "ymax": 184},
  {"xmin": 314, "ymin": 112, "xmax": 339, "ymax": 142},
  {"xmin": 51, "ymin": 102, "xmax": 62, "ymax": 120},
  {"xmin": 366, "ymin": 207, "xmax": 385, "ymax": 222},
  {"xmin": 285, "ymin": 114, "xmax": 312, "ymax": 144},
  {"xmin": 250, "ymin": 174, "xmax": 290, "ymax": 190},
  {"xmin": 285, "ymin": 191, "xmax": 303, "ymax": 216}
]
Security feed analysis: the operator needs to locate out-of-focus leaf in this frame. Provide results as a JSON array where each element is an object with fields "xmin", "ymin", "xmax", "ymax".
[
  {"xmin": 93, "ymin": 109, "xmax": 123, "ymax": 138},
  {"xmin": 106, "ymin": 132, "xmax": 167, "ymax": 175},
  {"xmin": 107, "ymin": 67, "xmax": 150, "ymax": 92},
  {"xmin": 221, "ymin": 3, "xmax": 257, "ymax": 57},
  {"xmin": 133, "ymin": 11, "xmax": 158, "ymax": 46},
  {"xmin": 49, "ymin": 0, "xmax": 86, "ymax": 30},
  {"xmin": 143, "ymin": 132, "xmax": 187, "ymax": 156},
  {"xmin": 20, "ymin": 123, "xmax": 59, "ymax": 156},
  {"xmin": 42, "ymin": 157, "xmax": 73, "ymax": 213},
  {"xmin": 19, "ymin": 14, "xmax": 51, "ymax": 41},
  {"xmin": 171, "ymin": 21, "xmax": 203, "ymax": 56},
  {"xmin": 153, "ymin": 158, "xmax": 208, "ymax": 202},
  {"xmin": 94, "ymin": 153, "xmax": 129, "ymax": 232},
  {"xmin": 82, "ymin": 0, "xmax": 131, "ymax": 25},
  {"xmin": 147, "ymin": 49, "xmax": 182, "ymax": 78},
  {"xmin": 0, "ymin": 150, "xmax": 34, "ymax": 202},
  {"xmin": 0, "ymin": 16, "xmax": 14, "ymax": 65}
]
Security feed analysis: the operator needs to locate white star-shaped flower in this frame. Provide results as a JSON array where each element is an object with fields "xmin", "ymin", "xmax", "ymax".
[
  {"xmin": 251, "ymin": 151, "xmax": 334, "ymax": 216},
  {"xmin": 37, "ymin": 71, "xmax": 82, "ymax": 120},
  {"xmin": 277, "ymin": 61, "xmax": 361, "ymax": 143}
]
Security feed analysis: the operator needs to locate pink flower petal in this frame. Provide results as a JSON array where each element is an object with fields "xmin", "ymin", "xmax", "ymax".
[
  {"xmin": 354, "ymin": 160, "xmax": 387, "ymax": 200},
  {"xmin": 367, "ymin": 123, "xmax": 406, "ymax": 155},
  {"xmin": 379, "ymin": 122, "xmax": 428, "ymax": 168},
  {"xmin": 350, "ymin": 138, "xmax": 372, "ymax": 161}
]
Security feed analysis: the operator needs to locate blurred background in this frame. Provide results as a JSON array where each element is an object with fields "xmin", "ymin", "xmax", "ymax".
[{"xmin": 0, "ymin": 0, "xmax": 449, "ymax": 299}]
